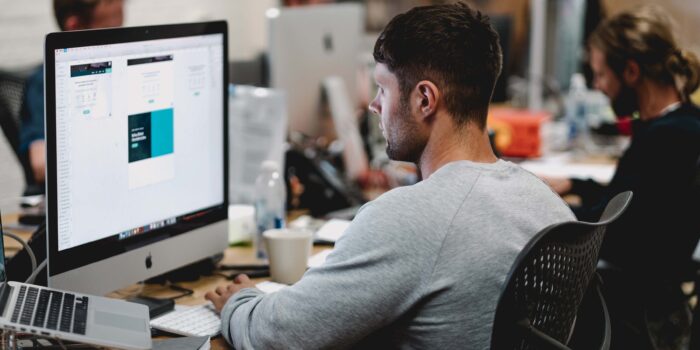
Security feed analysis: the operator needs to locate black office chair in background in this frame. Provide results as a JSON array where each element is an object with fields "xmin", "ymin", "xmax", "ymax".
[
  {"xmin": 491, "ymin": 191, "xmax": 633, "ymax": 350},
  {"xmin": 0, "ymin": 69, "xmax": 39, "ymax": 195},
  {"xmin": 685, "ymin": 156, "xmax": 700, "ymax": 350}
]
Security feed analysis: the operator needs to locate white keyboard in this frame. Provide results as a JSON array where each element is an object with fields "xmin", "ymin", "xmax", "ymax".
[{"xmin": 150, "ymin": 303, "xmax": 221, "ymax": 337}]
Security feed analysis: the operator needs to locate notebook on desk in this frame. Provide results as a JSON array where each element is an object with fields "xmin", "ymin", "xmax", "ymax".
[{"xmin": 0, "ymin": 214, "xmax": 151, "ymax": 349}]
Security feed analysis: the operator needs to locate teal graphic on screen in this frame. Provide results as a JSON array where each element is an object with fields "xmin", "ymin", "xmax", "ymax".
[{"xmin": 128, "ymin": 108, "xmax": 174, "ymax": 163}]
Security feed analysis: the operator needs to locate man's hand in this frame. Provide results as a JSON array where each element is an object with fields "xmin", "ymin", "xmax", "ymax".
[{"xmin": 205, "ymin": 274, "xmax": 256, "ymax": 313}]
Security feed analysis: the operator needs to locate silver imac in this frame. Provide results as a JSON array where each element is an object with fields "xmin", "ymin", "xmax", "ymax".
[
  {"xmin": 44, "ymin": 22, "xmax": 229, "ymax": 295},
  {"xmin": 267, "ymin": 3, "xmax": 364, "ymax": 138}
]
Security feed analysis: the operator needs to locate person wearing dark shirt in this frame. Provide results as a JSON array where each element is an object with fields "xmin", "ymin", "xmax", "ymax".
[
  {"xmin": 545, "ymin": 6, "xmax": 700, "ymax": 349},
  {"xmin": 20, "ymin": 0, "xmax": 123, "ymax": 187}
]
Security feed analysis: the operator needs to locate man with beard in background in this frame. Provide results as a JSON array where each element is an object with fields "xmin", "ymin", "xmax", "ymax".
[{"xmin": 544, "ymin": 6, "xmax": 700, "ymax": 349}]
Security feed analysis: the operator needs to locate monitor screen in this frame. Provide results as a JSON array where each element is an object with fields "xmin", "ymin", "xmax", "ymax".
[
  {"xmin": 53, "ymin": 34, "xmax": 224, "ymax": 251},
  {"xmin": 268, "ymin": 3, "xmax": 363, "ymax": 138},
  {"xmin": 45, "ymin": 22, "xmax": 228, "ymax": 293}
]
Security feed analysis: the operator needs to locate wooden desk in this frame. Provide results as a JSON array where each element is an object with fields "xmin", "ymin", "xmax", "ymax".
[
  {"xmin": 2, "ymin": 212, "xmax": 329, "ymax": 349},
  {"xmin": 111, "ymin": 245, "xmax": 330, "ymax": 350},
  {"xmin": 1, "ymin": 213, "xmax": 35, "ymax": 257}
]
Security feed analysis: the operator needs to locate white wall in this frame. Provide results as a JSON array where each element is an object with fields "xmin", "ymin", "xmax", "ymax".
[
  {"xmin": 0, "ymin": 0, "xmax": 279, "ymax": 70},
  {"xmin": 0, "ymin": 0, "xmax": 279, "ymax": 212}
]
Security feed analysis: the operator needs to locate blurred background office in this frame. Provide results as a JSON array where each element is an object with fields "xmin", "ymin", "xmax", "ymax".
[
  {"xmin": 0, "ymin": 0, "xmax": 700, "ymax": 348},
  {"xmin": 1, "ymin": 0, "xmax": 699, "ymax": 214}
]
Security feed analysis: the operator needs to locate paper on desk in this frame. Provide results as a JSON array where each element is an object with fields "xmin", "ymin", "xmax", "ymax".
[
  {"xmin": 519, "ymin": 154, "xmax": 615, "ymax": 184},
  {"xmin": 256, "ymin": 281, "xmax": 288, "ymax": 293},
  {"xmin": 315, "ymin": 219, "xmax": 351, "ymax": 243},
  {"xmin": 254, "ymin": 249, "xmax": 334, "ymax": 293},
  {"xmin": 307, "ymin": 249, "xmax": 332, "ymax": 268}
]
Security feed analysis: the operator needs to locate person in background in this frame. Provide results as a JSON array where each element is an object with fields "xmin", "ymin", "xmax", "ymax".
[
  {"xmin": 205, "ymin": 2, "xmax": 574, "ymax": 348},
  {"xmin": 20, "ymin": 0, "xmax": 124, "ymax": 190},
  {"xmin": 544, "ymin": 6, "xmax": 700, "ymax": 349}
]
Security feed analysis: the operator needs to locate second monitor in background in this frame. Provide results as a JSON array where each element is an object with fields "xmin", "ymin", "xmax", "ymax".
[{"xmin": 267, "ymin": 3, "xmax": 363, "ymax": 138}]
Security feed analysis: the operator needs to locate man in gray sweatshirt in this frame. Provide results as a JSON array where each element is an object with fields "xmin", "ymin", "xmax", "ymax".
[{"xmin": 206, "ymin": 2, "xmax": 575, "ymax": 349}]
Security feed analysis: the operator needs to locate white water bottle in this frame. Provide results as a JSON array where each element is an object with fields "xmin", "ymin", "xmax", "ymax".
[
  {"xmin": 566, "ymin": 73, "xmax": 590, "ymax": 151},
  {"xmin": 254, "ymin": 160, "xmax": 286, "ymax": 260}
]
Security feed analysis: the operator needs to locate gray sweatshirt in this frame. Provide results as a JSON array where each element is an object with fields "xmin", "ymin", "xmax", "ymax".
[{"xmin": 221, "ymin": 160, "xmax": 575, "ymax": 349}]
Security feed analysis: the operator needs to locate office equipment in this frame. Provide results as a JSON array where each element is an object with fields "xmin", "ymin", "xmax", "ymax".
[
  {"xmin": 487, "ymin": 107, "xmax": 551, "ymax": 158},
  {"xmin": 127, "ymin": 295, "xmax": 174, "ymax": 319},
  {"xmin": 150, "ymin": 303, "xmax": 220, "ymax": 337},
  {"xmin": 44, "ymin": 22, "xmax": 229, "ymax": 295},
  {"xmin": 0, "ymin": 214, "xmax": 151, "ymax": 349},
  {"xmin": 150, "ymin": 274, "xmax": 305, "ymax": 338},
  {"xmin": 323, "ymin": 76, "xmax": 368, "ymax": 181},
  {"xmin": 267, "ymin": 3, "xmax": 363, "ymax": 138},
  {"xmin": 491, "ymin": 191, "xmax": 632, "ymax": 350}
]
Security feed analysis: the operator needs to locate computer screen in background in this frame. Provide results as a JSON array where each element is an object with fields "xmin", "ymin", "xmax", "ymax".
[
  {"xmin": 267, "ymin": 3, "xmax": 363, "ymax": 139},
  {"xmin": 45, "ymin": 22, "xmax": 228, "ymax": 296}
]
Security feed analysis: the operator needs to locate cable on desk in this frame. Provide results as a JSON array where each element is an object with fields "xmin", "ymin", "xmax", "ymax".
[
  {"xmin": 26, "ymin": 259, "xmax": 47, "ymax": 284},
  {"xmin": 165, "ymin": 284, "xmax": 194, "ymax": 300},
  {"xmin": 1, "ymin": 215, "xmax": 38, "ymax": 274}
]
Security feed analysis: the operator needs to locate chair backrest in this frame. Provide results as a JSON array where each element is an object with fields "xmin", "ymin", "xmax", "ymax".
[
  {"xmin": 0, "ymin": 70, "xmax": 28, "ymax": 155},
  {"xmin": 491, "ymin": 191, "xmax": 633, "ymax": 349}
]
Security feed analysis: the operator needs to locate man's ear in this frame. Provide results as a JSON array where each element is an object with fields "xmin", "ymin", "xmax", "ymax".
[
  {"xmin": 414, "ymin": 80, "xmax": 439, "ymax": 119},
  {"xmin": 623, "ymin": 59, "xmax": 641, "ymax": 86}
]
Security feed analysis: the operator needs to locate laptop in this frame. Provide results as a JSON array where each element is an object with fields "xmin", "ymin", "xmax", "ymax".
[{"xmin": 0, "ymin": 213, "xmax": 152, "ymax": 349}]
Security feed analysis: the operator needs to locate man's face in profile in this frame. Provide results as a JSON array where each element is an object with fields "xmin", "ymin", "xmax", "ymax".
[
  {"xmin": 590, "ymin": 47, "xmax": 638, "ymax": 118},
  {"xmin": 368, "ymin": 63, "xmax": 425, "ymax": 163}
]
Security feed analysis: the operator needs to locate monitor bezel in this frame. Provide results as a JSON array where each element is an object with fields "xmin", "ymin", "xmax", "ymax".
[{"xmin": 44, "ymin": 21, "xmax": 229, "ymax": 277}]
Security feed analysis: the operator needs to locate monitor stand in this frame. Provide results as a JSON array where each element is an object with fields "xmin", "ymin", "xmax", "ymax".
[
  {"xmin": 145, "ymin": 253, "xmax": 222, "ymax": 284},
  {"xmin": 322, "ymin": 76, "xmax": 368, "ymax": 181}
]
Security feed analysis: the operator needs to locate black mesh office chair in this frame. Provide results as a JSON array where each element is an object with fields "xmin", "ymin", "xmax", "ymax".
[
  {"xmin": 491, "ymin": 191, "xmax": 633, "ymax": 350},
  {"xmin": 686, "ymin": 156, "xmax": 700, "ymax": 350},
  {"xmin": 0, "ymin": 69, "xmax": 38, "ymax": 194}
]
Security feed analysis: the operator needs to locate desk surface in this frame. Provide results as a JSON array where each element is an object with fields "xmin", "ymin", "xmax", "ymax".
[
  {"xmin": 122, "ymin": 245, "xmax": 328, "ymax": 349},
  {"xmin": 1, "ymin": 214, "xmax": 325, "ymax": 349},
  {"xmin": 518, "ymin": 152, "xmax": 616, "ymax": 184}
]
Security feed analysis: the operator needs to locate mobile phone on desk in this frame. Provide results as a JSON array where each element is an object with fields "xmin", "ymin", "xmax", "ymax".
[{"xmin": 18, "ymin": 206, "xmax": 46, "ymax": 226}]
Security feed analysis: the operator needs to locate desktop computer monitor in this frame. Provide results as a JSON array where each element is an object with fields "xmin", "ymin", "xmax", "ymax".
[
  {"xmin": 44, "ymin": 22, "xmax": 229, "ymax": 295},
  {"xmin": 267, "ymin": 3, "xmax": 364, "ymax": 138}
]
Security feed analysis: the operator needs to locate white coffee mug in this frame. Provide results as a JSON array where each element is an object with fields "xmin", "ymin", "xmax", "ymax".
[{"xmin": 263, "ymin": 228, "xmax": 313, "ymax": 285}]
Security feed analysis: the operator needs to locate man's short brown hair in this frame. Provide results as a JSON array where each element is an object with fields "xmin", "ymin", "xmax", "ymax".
[{"xmin": 373, "ymin": 2, "xmax": 502, "ymax": 129}]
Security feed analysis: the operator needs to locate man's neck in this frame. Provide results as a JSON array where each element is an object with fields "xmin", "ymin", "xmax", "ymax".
[
  {"xmin": 636, "ymin": 81, "xmax": 682, "ymax": 120},
  {"xmin": 417, "ymin": 118, "xmax": 497, "ymax": 179}
]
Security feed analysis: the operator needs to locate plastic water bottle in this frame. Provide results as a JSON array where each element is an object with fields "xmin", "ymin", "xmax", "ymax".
[
  {"xmin": 254, "ymin": 160, "xmax": 286, "ymax": 260},
  {"xmin": 565, "ymin": 73, "xmax": 589, "ymax": 151}
]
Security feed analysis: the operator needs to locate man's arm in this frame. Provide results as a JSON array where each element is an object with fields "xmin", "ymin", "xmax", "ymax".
[{"xmin": 210, "ymin": 196, "xmax": 443, "ymax": 349}]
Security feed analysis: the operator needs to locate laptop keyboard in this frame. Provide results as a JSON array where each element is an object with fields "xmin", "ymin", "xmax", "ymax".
[{"xmin": 11, "ymin": 286, "xmax": 89, "ymax": 335}]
